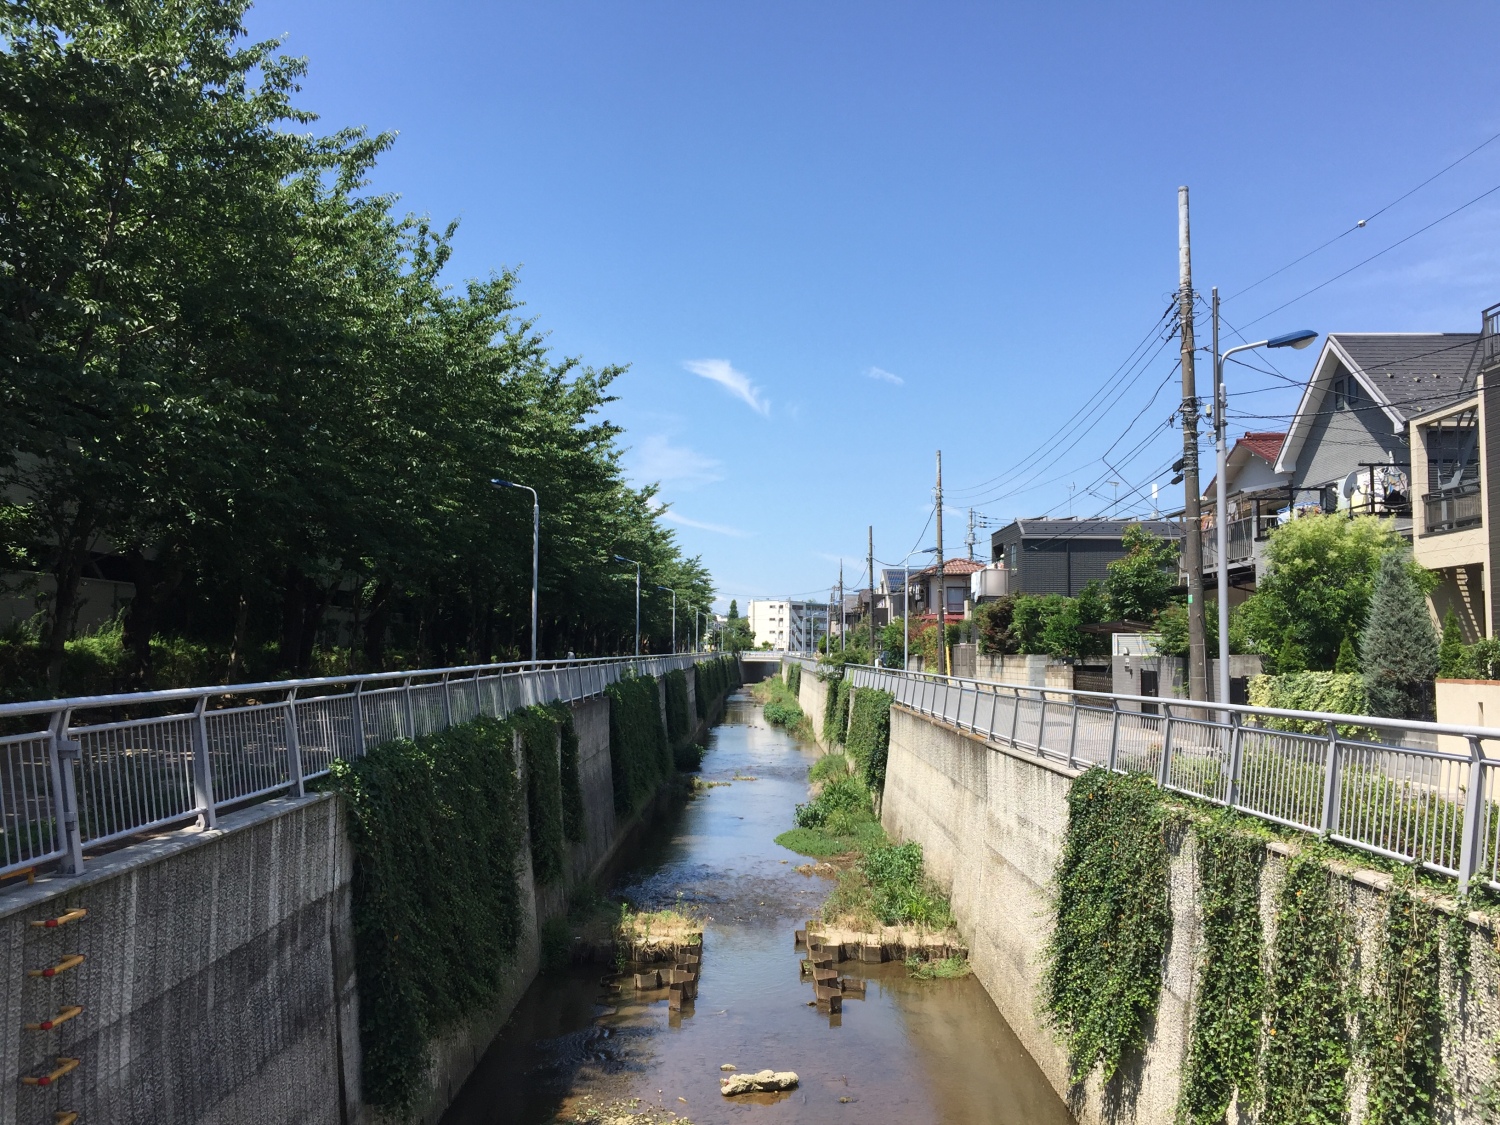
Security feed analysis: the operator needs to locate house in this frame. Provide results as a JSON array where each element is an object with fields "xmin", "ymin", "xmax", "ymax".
[
  {"xmin": 1199, "ymin": 431, "xmax": 1288, "ymax": 600},
  {"xmin": 1408, "ymin": 304, "xmax": 1500, "ymax": 640},
  {"xmin": 988, "ymin": 518, "xmax": 1183, "ymax": 597},
  {"xmin": 906, "ymin": 557, "xmax": 985, "ymax": 620},
  {"xmin": 1272, "ymin": 330, "xmax": 1483, "ymax": 528}
]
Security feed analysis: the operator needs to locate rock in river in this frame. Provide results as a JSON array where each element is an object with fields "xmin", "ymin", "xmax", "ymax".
[{"xmin": 720, "ymin": 1069, "xmax": 799, "ymax": 1096}]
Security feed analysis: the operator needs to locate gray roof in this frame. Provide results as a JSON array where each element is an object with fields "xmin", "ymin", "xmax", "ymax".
[
  {"xmin": 995, "ymin": 518, "xmax": 1183, "ymax": 541},
  {"xmin": 1331, "ymin": 333, "xmax": 1481, "ymax": 422}
]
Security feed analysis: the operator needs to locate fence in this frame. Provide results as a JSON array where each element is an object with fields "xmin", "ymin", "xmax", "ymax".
[
  {"xmin": 815, "ymin": 660, "xmax": 1500, "ymax": 892},
  {"xmin": 0, "ymin": 653, "xmax": 712, "ymax": 881}
]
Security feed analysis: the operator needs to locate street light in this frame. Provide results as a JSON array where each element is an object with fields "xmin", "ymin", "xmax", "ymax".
[
  {"xmin": 1211, "ymin": 288, "xmax": 1316, "ymax": 705},
  {"xmin": 614, "ymin": 555, "xmax": 641, "ymax": 656},
  {"xmin": 489, "ymin": 478, "xmax": 539, "ymax": 669},
  {"xmin": 657, "ymin": 586, "xmax": 677, "ymax": 653}
]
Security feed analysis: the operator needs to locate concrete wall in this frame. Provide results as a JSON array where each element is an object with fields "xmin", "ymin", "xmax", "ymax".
[
  {"xmin": 797, "ymin": 667, "xmax": 831, "ymax": 745},
  {"xmin": 1436, "ymin": 678, "xmax": 1500, "ymax": 756},
  {"xmin": 0, "ymin": 677, "xmax": 716, "ymax": 1125},
  {"xmin": 880, "ymin": 703, "xmax": 1500, "ymax": 1125}
]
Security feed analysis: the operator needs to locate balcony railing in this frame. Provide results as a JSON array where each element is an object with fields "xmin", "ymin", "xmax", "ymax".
[
  {"xmin": 1423, "ymin": 482, "xmax": 1483, "ymax": 534},
  {"xmin": 1202, "ymin": 517, "xmax": 1257, "ymax": 569},
  {"xmin": 1483, "ymin": 302, "xmax": 1500, "ymax": 368}
]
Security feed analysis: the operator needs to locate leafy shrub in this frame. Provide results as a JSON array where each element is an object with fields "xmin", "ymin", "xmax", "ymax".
[
  {"xmin": 1464, "ymin": 637, "xmax": 1500, "ymax": 680},
  {"xmin": 607, "ymin": 674, "xmax": 670, "ymax": 814},
  {"xmin": 1248, "ymin": 672, "xmax": 1369, "ymax": 735},
  {"xmin": 859, "ymin": 841, "xmax": 950, "ymax": 927},
  {"xmin": 809, "ymin": 753, "xmax": 852, "ymax": 783},
  {"xmin": 763, "ymin": 699, "xmax": 803, "ymax": 728},
  {"xmin": 515, "ymin": 707, "xmax": 567, "ymax": 885},
  {"xmin": 794, "ymin": 775, "xmax": 873, "ymax": 835}
]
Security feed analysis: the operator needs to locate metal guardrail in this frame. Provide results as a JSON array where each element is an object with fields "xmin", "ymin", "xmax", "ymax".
[
  {"xmin": 0, "ymin": 653, "xmax": 712, "ymax": 880},
  {"xmin": 834, "ymin": 663, "xmax": 1500, "ymax": 892}
]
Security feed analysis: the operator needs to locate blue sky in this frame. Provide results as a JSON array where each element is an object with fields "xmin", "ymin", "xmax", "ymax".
[{"xmin": 243, "ymin": 1, "xmax": 1500, "ymax": 611}]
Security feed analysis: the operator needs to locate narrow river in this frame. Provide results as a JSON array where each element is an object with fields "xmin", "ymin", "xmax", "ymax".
[{"xmin": 442, "ymin": 689, "xmax": 1073, "ymax": 1125}]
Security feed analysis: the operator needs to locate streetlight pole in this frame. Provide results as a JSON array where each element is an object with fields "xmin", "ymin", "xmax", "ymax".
[
  {"xmin": 614, "ymin": 555, "xmax": 641, "ymax": 656},
  {"xmin": 657, "ymin": 586, "xmax": 677, "ymax": 653},
  {"xmin": 1211, "ymin": 294, "xmax": 1317, "ymax": 704},
  {"xmin": 489, "ymin": 479, "xmax": 539, "ymax": 668}
]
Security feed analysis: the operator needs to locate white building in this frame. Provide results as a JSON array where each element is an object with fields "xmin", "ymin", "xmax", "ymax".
[{"xmin": 747, "ymin": 599, "xmax": 826, "ymax": 651}]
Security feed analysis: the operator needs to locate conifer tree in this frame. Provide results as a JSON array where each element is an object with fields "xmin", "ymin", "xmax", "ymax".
[
  {"xmin": 1361, "ymin": 552, "xmax": 1438, "ymax": 719},
  {"xmin": 1335, "ymin": 634, "xmax": 1358, "ymax": 674}
]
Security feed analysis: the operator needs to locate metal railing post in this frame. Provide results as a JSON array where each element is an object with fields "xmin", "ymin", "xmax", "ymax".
[
  {"xmin": 402, "ymin": 675, "xmax": 416, "ymax": 738},
  {"xmin": 1458, "ymin": 735, "xmax": 1487, "ymax": 891},
  {"xmin": 50, "ymin": 708, "xmax": 85, "ymax": 874},
  {"xmin": 441, "ymin": 672, "xmax": 454, "ymax": 730},
  {"xmin": 190, "ymin": 696, "xmax": 218, "ymax": 829},
  {"xmin": 1066, "ymin": 697, "xmax": 1079, "ymax": 769},
  {"xmin": 1010, "ymin": 687, "xmax": 1021, "ymax": 746},
  {"xmin": 285, "ymin": 688, "xmax": 306, "ymax": 799},
  {"xmin": 1036, "ymin": 695, "xmax": 1048, "ymax": 756},
  {"xmin": 1319, "ymin": 720, "xmax": 1341, "ymax": 837},
  {"xmin": 987, "ymin": 686, "xmax": 1000, "ymax": 741},
  {"xmin": 1226, "ymin": 710, "xmax": 1243, "ymax": 809},
  {"xmin": 1107, "ymin": 698, "xmax": 1120, "ymax": 773},
  {"xmin": 1157, "ymin": 704, "xmax": 1174, "ymax": 788},
  {"xmin": 352, "ymin": 682, "xmax": 367, "ymax": 758}
]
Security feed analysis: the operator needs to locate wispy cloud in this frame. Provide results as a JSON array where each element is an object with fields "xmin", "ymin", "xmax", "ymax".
[
  {"xmin": 660, "ymin": 509, "xmax": 749, "ymax": 537},
  {"xmin": 865, "ymin": 366, "xmax": 904, "ymax": 385},
  {"xmin": 683, "ymin": 358, "xmax": 770, "ymax": 416},
  {"xmin": 628, "ymin": 434, "xmax": 723, "ymax": 490}
]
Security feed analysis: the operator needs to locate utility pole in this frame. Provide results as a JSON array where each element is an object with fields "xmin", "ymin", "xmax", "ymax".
[
  {"xmin": 935, "ymin": 450, "xmax": 947, "ymax": 677},
  {"xmin": 965, "ymin": 508, "xmax": 976, "ymax": 561},
  {"xmin": 838, "ymin": 562, "xmax": 845, "ymax": 654},
  {"xmin": 1178, "ymin": 186, "xmax": 1208, "ymax": 701},
  {"xmin": 868, "ymin": 526, "xmax": 877, "ymax": 659}
]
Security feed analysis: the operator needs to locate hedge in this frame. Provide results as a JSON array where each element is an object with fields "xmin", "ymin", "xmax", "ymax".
[{"xmin": 1248, "ymin": 672, "xmax": 1372, "ymax": 737}]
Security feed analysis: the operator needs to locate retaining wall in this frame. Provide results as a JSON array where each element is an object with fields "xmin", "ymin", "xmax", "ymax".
[
  {"xmin": 0, "ymin": 674, "xmax": 732, "ymax": 1125},
  {"xmin": 880, "ymin": 703, "xmax": 1500, "ymax": 1124}
]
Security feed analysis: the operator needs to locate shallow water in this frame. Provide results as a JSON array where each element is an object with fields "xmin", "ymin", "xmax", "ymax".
[{"xmin": 441, "ymin": 690, "xmax": 1073, "ymax": 1125}]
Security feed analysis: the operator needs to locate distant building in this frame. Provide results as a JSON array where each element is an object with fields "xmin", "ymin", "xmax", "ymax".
[
  {"xmin": 906, "ymin": 557, "xmax": 985, "ymax": 620},
  {"xmin": 747, "ymin": 598, "xmax": 826, "ymax": 651},
  {"xmin": 988, "ymin": 518, "xmax": 1182, "ymax": 598}
]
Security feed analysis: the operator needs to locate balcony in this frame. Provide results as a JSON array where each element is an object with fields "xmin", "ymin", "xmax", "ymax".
[
  {"xmin": 1202, "ymin": 517, "xmax": 1257, "ymax": 569},
  {"xmin": 1422, "ymin": 482, "xmax": 1483, "ymax": 535}
]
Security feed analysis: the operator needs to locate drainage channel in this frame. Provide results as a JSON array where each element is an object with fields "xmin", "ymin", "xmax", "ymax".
[{"xmin": 441, "ymin": 689, "xmax": 1073, "ymax": 1125}]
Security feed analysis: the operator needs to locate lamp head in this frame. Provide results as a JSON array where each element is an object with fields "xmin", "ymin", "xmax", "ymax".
[
  {"xmin": 488, "ymin": 478, "xmax": 516, "ymax": 489},
  {"xmin": 1266, "ymin": 329, "xmax": 1318, "ymax": 351}
]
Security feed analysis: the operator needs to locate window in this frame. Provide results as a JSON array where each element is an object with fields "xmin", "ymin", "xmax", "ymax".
[
  {"xmin": 1332, "ymin": 375, "xmax": 1363, "ymax": 410},
  {"xmin": 946, "ymin": 585, "xmax": 966, "ymax": 611}
]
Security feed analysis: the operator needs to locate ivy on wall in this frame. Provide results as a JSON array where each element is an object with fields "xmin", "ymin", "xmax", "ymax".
[
  {"xmin": 607, "ymin": 673, "xmax": 670, "ymax": 813},
  {"xmin": 828, "ymin": 678, "xmax": 852, "ymax": 745},
  {"xmin": 1362, "ymin": 871, "xmax": 1443, "ymax": 1125},
  {"xmin": 329, "ymin": 716, "xmax": 525, "ymax": 1111},
  {"xmin": 514, "ymin": 706, "xmax": 567, "ymax": 885},
  {"xmin": 556, "ymin": 704, "xmax": 586, "ymax": 843},
  {"xmin": 822, "ymin": 665, "xmax": 843, "ymax": 733},
  {"xmin": 1177, "ymin": 817, "xmax": 1266, "ymax": 1125},
  {"xmin": 846, "ymin": 687, "xmax": 893, "ymax": 793},
  {"xmin": 693, "ymin": 655, "xmax": 738, "ymax": 719},
  {"xmin": 1262, "ymin": 850, "xmax": 1352, "ymax": 1125},
  {"xmin": 1043, "ymin": 767, "xmax": 1173, "ymax": 1081},
  {"xmin": 785, "ymin": 660, "xmax": 802, "ymax": 695},
  {"xmin": 664, "ymin": 668, "xmax": 692, "ymax": 746}
]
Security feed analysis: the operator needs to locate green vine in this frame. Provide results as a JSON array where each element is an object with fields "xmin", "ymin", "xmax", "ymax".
[
  {"xmin": 329, "ymin": 715, "xmax": 525, "ymax": 1111},
  {"xmin": 828, "ymin": 677, "xmax": 852, "ymax": 745},
  {"xmin": 845, "ymin": 687, "xmax": 893, "ymax": 793},
  {"xmin": 1177, "ymin": 817, "xmax": 1266, "ymax": 1124},
  {"xmin": 1044, "ymin": 768, "xmax": 1173, "ymax": 1082},
  {"xmin": 822, "ymin": 665, "xmax": 844, "ymax": 734},
  {"xmin": 1262, "ymin": 850, "xmax": 1352, "ymax": 1125},
  {"xmin": 556, "ymin": 704, "xmax": 586, "ymax": 843},
  {"xmin": 664, "ymin": 668, "xmax": 692, "ymax": 746},
  {"xmin": 1361, "ymin": 870, "xmax": 1443, "ymax": 1125},
  {"xmin": 785, "ymin": 660, "xmax": 802, "ymax": 695},
  {"xmin": 693, "ymin": 655, "xmax": 737, "ymax": 719},
  {"xmin": 515, "ymin": 705, "xmax": 566, "ymax": 885},
  {"xmin": 607, "ymin": 673, "xmax": 670, "ymax": 814}
]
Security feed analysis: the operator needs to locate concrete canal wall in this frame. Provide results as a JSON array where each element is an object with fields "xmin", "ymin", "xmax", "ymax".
[
  {"xmin": 880, "ymin": 702, "xmax": 1500, "ymax": 1125},
  {"xmin": 0, "ymin": 674, "xmax": 729, "ymax": 1125}
]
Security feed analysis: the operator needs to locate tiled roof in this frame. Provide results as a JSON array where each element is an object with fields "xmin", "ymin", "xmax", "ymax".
[
  {"xmin": 911, "ymin": 557, "xmax": 985, "ymax": 579},
  {"xmin": 1333, "ymin": 333, "xmax": 1481, "ymax": 422},
  {"xmin": 1238, "ymin": 431, "xmax": 1285, "ymax": 463}
]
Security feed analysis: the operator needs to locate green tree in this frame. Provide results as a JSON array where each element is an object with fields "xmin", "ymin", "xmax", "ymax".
[
  {"xmin": 1012, "ymin": 586, "xmax": 1107, "ymax": 658},
  {"xmin": 1437, "ymin": 609, "xmax": 1465, "ymax": 678},
  {"xmin": 1361, "ymin": 551, "xmax": 1438, "ymax": 720},
  {"xmin": 1236, "ymin": 515, "xmax": 1405, "ymax": 671},
  {"xmin": 1103, "ymin": 524, "xmax": 1179, "ymax": 622},
  {"xmin": 1334, "ymin": 634, "xmax": 1359, "ymax": 674},
  {"xmin": 974, "ymin": 596, "xmax": 1019, "ymax": 655}
]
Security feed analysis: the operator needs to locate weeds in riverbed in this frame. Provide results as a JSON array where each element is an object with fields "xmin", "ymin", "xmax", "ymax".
[
  {"xmin": 809, "ymin": 753, "xmax": 853, "ymax": 785},
  {"xmin": 753, "ymin": 676, "xmax": 813, "ymax": 739},
  {"xmin": 906, "ymin": 953, "xmax": 972, "ymax": 980}
]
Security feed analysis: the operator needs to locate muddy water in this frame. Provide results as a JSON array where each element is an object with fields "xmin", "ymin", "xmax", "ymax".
[{"xmin": 441, "ymin": 690, "xmax": 1073, "ymax": 1125}]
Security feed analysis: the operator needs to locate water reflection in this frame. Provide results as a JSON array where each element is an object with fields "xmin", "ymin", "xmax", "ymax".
[{"xmin": 441, "ymin": 690, "xmax": 1073, "ymax": 1125}]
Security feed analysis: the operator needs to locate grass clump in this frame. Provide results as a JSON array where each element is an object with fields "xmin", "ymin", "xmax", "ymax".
[
  {"xmin": 809, "ymin": 753, "xmax": 853, "ymax": 784},
  {"xmin": 906, "ymin": 953, "xmax": 972, "ymax": 980},
  {"xmin": 754, "ymin": 675, "xmax": 812, "ymax": 739}
]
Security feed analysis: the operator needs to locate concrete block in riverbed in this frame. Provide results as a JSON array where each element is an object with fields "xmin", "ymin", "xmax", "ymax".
[
  {"xmin": 837, "ymin": 978, "xmax": 866, "ymax": 996},
  {"xmin": 670, "ymin": 978, "xmax": 698, "ymax": 1001},
  {"xmin": 799, "ymin": 959, "xmax": 813, "ymax": 976},
  {"xmin": 813, "ymin": 987, "xmax": 843, "ymax": 1013},
  {"xmin": 812, "ymin": 966, "xmax": 838, "ymax": 984},
  {"xmin": 665, "ymin": 968, "xmax": 696, "ymax": 985},
  {"xmin": 794, "ymin": 929, "xmax": 807, "ymax": 947},
  {"xmin": 858, "ymin": 943, "xmax": 885, "ymax": 963},
  {"xmin": 634, "ymin": 971, "xmax": 661, "ymax": 989}
]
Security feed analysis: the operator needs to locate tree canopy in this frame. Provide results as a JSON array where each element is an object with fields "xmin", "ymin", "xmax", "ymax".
[{"xmin": 0, "ymin": 0, "xmax": 713, "ymax": 690}]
